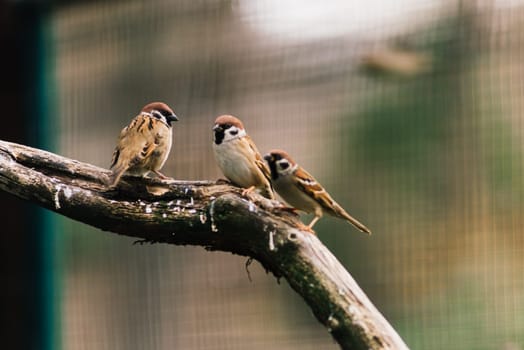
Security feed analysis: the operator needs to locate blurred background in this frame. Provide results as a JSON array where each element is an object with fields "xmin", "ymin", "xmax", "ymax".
[{"xmin": 1, "ymin": 0, "xmax": 523, "ymax": 349}]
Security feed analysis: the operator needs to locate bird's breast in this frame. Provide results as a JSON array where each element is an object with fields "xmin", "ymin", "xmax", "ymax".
[
  {"xmin": 273, "ymin": 175, "xmax": 320, "ymax": 214},
  {"xmin": 213, "ymin": 139, "xmax": 260, "ymax": 187}
]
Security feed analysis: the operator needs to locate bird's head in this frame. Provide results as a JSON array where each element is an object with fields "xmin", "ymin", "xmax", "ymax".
[
  {"xmin": 141, "ymin": 102, "xmax": 179, "ymax": 126},
  {"xmin": 264, "ymin": 149, "xmax": 297, "ymax": 180},
  {"xmin": 213, "ymin": 115, "xmax": 246, "ymax": 145}
]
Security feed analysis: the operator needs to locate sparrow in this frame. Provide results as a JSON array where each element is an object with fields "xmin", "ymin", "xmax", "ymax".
[
  {"xmin": 212, "ymin": 115, "xmax": 274, "ymax": 199},
  {"xmin": 264, "ymin": 149, "xmax": 371, "ymax": 234},
  {"xmin": 107, "ymin": 102, "xmax": 179, "ymax": 187}
]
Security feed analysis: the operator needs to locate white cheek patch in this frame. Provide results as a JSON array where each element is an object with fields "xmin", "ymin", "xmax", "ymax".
[
  {"xmin": 237, "ymin": 128, "xmax": 247, "ymax": 138},
  {"xmin": 224, "ymin": 127, "xmax": 246, "ymax": 141},
  {"xmin": 278, "ymin": 161, "xmax": 297, "ymax": 176}
]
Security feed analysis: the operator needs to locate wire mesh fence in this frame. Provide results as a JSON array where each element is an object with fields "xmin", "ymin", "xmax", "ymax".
[{"xmin": 52, "ymin": 1, "xmax": 524, "ymax": 349}]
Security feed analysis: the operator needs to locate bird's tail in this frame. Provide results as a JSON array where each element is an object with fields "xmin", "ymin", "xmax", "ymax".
[
  {"xmin": 106, "ymin": 166, "xmax": 126, "ymax": 188},
  {"xmin": 336, "ymin": 205, "xmax": 371, "ymax": 234}
]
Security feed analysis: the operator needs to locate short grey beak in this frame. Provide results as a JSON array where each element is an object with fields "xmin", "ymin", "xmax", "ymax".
[
  {"xmin": 213, "ymin": 124, "xmax": 222, "ymax": 132},
  {"xmin": 263, "ymin": 154, "xmax": 273, "ymax": 162},
  {"xmin": 167, "ymin": 114, "xmax": 178, "ymax": 122}
]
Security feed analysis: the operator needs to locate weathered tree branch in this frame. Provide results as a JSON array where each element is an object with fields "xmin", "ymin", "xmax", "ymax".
[{"xmin": 0, "ymin": 140, "xmax": 408, "ymax": 350}]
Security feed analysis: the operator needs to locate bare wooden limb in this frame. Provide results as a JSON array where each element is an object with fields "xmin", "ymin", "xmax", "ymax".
[{"xmin": 0, "ymin": 139, "xmax": 408, "ymax": 350}]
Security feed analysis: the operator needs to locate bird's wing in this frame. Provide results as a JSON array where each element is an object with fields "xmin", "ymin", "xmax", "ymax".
[
  {"xmin": 111, "ymin": 115, "xmax": 159, "ymax": 170},
  {"xmin": 294, "ymin": 167, "xmax": 371, "ymax": 234},
  {"xmin": 245, "ymin": 135, "xmax": 272, "ymax": 182},
  {"xmin": 293, "ymin": 167, "xmax": 332, "ymax": 205},
  {"xmin": 294, "ymin": 167, "xmax": 350, "ymax": 218}
]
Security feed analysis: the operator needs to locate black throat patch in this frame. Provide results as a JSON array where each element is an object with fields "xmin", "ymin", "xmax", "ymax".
[
  {"xmin": 268, "ymin": 159, "xmax": 279, "ymax": 180},
  {"xmin": 214, "ymin": 129, "xmax": 225, "ymax": 145}
]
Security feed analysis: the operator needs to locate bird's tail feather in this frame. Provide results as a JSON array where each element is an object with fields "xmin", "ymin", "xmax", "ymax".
[
  {"xmin": 335, "ymin": 205, "xmax": 371, "ymax": 234},
  {"xmin": 107, "ymin": 166, "xmax": 126, "ymax": 188}
]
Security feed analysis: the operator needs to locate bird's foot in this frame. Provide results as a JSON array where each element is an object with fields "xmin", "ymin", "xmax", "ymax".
[
  {"xmin": 241, "ymin": 186, "xmax": 256, "ymax": 197},
  {"xmin": 301, "ymin": 223, "xmax": 316, "ymax": 234}
]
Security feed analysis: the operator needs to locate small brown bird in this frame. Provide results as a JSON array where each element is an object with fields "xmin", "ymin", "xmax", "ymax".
[
  {"xmin": 212, "ymin": 115, "xmax": 274, "ymax": 199},
  {"xmin": 264, "ymin": 149, "xmax": 371, "ymax": 234},
  {"xmin": 108, "ymin": 102, "xmax": 178, "ymax": 187}
]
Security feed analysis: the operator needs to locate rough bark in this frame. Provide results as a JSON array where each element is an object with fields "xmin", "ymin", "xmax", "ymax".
[{"xmin": 0, "ymin": 139, "xmax": 408, "ymax": 350}]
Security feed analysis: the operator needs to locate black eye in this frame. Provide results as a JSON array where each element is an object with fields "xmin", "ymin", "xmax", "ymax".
[
  {"xmin": 230, "ymin": 129, "xmax": 238, "ymax": 136},
  {"xmin": 280, "ymin": 162, "xmax": 289, "ymax": 170},
  {"xmin": 160, "ymin": 109, "xmax": 172, "ymax": 117}
]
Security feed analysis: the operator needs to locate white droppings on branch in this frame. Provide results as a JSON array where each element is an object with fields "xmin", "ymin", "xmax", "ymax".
[
  {"xmin": 209, "ymin": 199, "xmax": 218, "ymax": 232},
  {"xmin": 348, "ymin": 305, "xmax": 358, "ymax": 316},
  {"xmin": 63, "ymin": 186, "xmax": 73, "ymax": 199},
  {"xmin": 199, "ymin": 213, "xmax": 207, "ymax": 224},
  {"xmin": 268, "ymin": 230, "xmax": 276, "ymax": 251},
  {"xmin": 327, "ymin": 313, "xmax": 340, "ymax": 332},
  {"xmin": 54, "ymin": 184, "xmax": 62, "ymax": 209},
  {"xmin": 53, "ymin": 184, "xmax": 74, "ymax": 210},
  {"xmin": 145, "ymin": 204, "xmax": 152, "ymax": 214}
]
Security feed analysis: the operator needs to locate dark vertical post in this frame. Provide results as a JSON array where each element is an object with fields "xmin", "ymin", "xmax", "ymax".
[{"xmin": 0, "ymin": 2, "xmax": 57, "ymax": 350}]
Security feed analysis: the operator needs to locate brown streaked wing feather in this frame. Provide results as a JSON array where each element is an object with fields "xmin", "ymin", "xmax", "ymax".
[
  {"xmin": 110, "ymin": 125, "xmax": 130, "ymax": 169},
  {"xmin": 293, "ymin": 167, "xmax": 340, "ymax": 213},
  {"xmin": 255, "ymin": 157, "xmax": 271, "ymax": 181},
  {"xmin": 110, "ymin": 147, "xmax": 120, "ymax": 169},
  {"xmin": 246, "ymin": 135, "xmax": 271, "ymax": 181},
  {"xmin": 135, "ymin": 142, "xmax": 156, "ymax": 163},
  {"xmin": 294, "ymin": 167, "xmax": 371, "ymax": 234},
  {"xmin": 111, "ymin": 115, "xmax": 159, "ymax": 169},
  {"xmin": 293, "ymin": 167, "xmax": 324, "ymax": 193}
]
